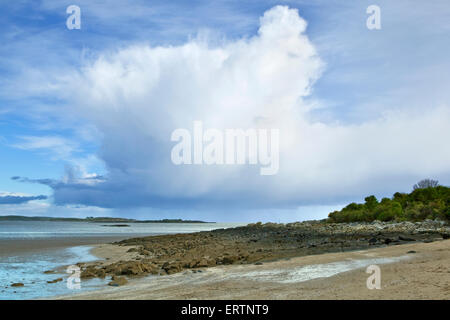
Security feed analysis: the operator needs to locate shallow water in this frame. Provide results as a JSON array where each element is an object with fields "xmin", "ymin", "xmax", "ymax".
[
  {"xmin": 230, "ymin": 256, "xmax": 411, "ymax": 283},
  {"xmin": 0, "ymin": 221, "xmax": 245, "ymax": 299},
  {"xmin": 0, "ymin": 221, "xmax": 242, "ymax": 239},
  {"xmin": 0, "ymin": 246, "xmax": 109, "ymax": 300}
]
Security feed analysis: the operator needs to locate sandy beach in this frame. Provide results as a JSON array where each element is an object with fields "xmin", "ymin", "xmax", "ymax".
[
  {"xmin": 0, "ymin": 222, "xmax": 242, "ymax": 300},
  {"xmin": 46, "ymin": 221, "xmax": 450, "ymax": 300},
  {"xmin": 55, "ymin": 239, "xmax": 450, "ymax": 300}
]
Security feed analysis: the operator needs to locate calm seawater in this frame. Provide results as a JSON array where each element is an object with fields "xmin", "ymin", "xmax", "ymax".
[
  {"xmin": 0, "ymin": 221, "xmax": 243, "ymax": 239},
  {"xmin": 0, "ymin": 221, "xmax": 245, "ymax": 300}
]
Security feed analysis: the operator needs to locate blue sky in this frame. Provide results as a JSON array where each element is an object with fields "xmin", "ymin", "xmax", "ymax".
[{"xmin": 0, "ymin": 0, "xmax": 449, "ymax": 222}]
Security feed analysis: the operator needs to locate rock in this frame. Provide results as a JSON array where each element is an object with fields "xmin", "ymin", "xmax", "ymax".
[
  {"xmin": 96, "ymin": 269, "xmax": 106, "ymax": 278},
  {"xmin": 11, "ymin": 283, "xmax": 24, "ymax": 287},
  {"xmin": 195, "ymin": 259, "xmax": 209, "ymax": 268},
  {"xmin": 441, "ymin": 233, "xmax": 450, "ymax": 240},
  {"xmin": 65, "ymin": 219, "xmax": 449, "ymax": 284},
  {"xmin": 110, "ymin": 261, "xmax": 159, "ymax": 276},
  {"xmin": 254, "ymin": 262, "xmax": 263, "ymax": 265},
  {"xmin": 139, "ymin": 249, "xmax": 151, "ymax": 256},
  {"xmin": 108, "ymin": 276, "xmax": 128, "ymax": 287},
  {"xmin": 370, "ymin": 222, "xmax": 384, "ymax": 230},
  {"xmin": 103, "ymin": 264, "xmax": 120, "ymax": 275},
  {"xmin": 194, "ymin": 257, "xmax": 216, "ymax": 268},
  {"xmin": 398, "ymin": 236, "xmax": 415, "ymax": 241},
  {"xmin": 221, "ymin": 255, "xmax": 238, "ymax": 265},
  {"xmin": 120, "ymin": 262, "xmax": 144, "ymax": 275},
  {"xmin": 81, "ymin": 265, "xmax": 109, "ymax": 278},
  {"xmin": 185, "ymin": 260, "xmax": 198, "ymax": 268},
  {"xmin": 80, "ymin": 269, "xmax": 97, "ymax": 279},
  {"xmin": 47, "ymin": 278, "xmax": 63, "ymax": 284},
  {"xmin": 407, "ymin": 250, "xmax": 416, "ymax": 254},
  {"xmin": 162, "ymin": 261, "xmax": 182, "ymax": 275}
]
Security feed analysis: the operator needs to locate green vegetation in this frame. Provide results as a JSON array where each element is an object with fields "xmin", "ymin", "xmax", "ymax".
[{"xmin": 328, "ymin": 181, "xmax": 450, "ymax": 223}]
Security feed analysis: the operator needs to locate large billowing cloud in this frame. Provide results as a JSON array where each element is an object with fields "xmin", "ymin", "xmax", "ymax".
[{"xmin": 25, "ymin": 6, "xmax": 450, "ymax": 210}]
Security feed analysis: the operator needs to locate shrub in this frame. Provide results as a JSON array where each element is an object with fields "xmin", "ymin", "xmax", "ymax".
[{"xmin": 327, "ymin": 185, "xmax": 449, "ymax": 223}]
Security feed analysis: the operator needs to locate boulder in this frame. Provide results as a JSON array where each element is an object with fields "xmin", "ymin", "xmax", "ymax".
[
  {"xmin": 221, "ymin": 255, "xmax": 238, "ymax": 265},
  {"xmin": 80, "ymin": 269, "xmax": 97, "ymax": 279},
  {"xmin": 139, "ymin": 249, "xmax": 151, "ymax": 256},
  {"xmin": 96, "ymin": 269, "xmax": 106, "ymax": 278},
  {"xmin": 194, "ymin": 257, "xmax": 216, "ymax": 268},
  {"xmin": 106, "ymin": 261, "xmax": 158, "ymax": 276},
  {"xmin": 108, "ymin": 276, "xmax": 128, "ymax": 287},
  {"xmin": 82, "ymin": 266, "xmax": 108, "ymax": 278},
  {"xmin": 11, "ymin": 283, "xmax": 24, "ymax": 287},
  {"xmin": 398, "ymin": 236, "xmax": 415, "ymax": 241},
  {"xmin": 184, "ymin": 260, "xmax": 198, "ymax": 268},
  {"xmin": 119, "ymin": 262, "xmax": 144, "ymax": 275},
  {"xmin": 162, "ymin": 261, "xmax": 182, "ymax": 275},
  {"xmin": 47, "ymin": 278, "xmax": 63, "ymax": 284}
]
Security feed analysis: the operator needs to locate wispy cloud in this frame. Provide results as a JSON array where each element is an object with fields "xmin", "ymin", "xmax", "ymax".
[
  {"xmin": 0, "ymin": 192, "xmax": 47, "ymax": 204},
  {"xmin": 11, "ymin": 136, "xmax": 79, "ymax": 161}
]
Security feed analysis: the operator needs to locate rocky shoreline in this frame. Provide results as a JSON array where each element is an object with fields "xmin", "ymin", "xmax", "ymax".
[{"xmin": 76, "ymin": 220, "xmax": 449, "ymax": 285}]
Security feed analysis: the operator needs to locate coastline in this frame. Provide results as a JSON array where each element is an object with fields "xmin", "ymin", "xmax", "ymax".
[
  {"xmin": 0, "ymin": 236, "xmax": 135, "ymax": 300},
  {"xmin": 54, "ymin": 239, "xmax": 450, "ymax": 300},
  {"xmin": 2, "ymin": 220, "xmax": 448, "ymax": 300},
  {"xmin": 48, "ymin": 220, "xmax": 450, "ymax": 300},
  {"xmin": 0, "ymin": 222, "xmax": 243, "ymax": 299},
  {"xmin": 0, "ymin": 236, "xmax": 139, "ymax": 258}
]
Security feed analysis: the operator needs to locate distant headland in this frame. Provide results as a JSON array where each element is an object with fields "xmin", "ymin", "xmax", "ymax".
[{"xmin": 0, "ymin": 216, "xmax": 213, "ymax": 223}]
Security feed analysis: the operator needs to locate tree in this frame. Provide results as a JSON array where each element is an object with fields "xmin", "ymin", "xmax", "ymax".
[
  {"xmin": 413, "ymin": 179, "xmax": 439, "ymax": 190},
  {"xmin": 327, "ymin": 184, "xmax": 449, "ymax": 223},
  {"xmin": 364, "ymin": 195, "xmax": 378, "ymax": 210}
]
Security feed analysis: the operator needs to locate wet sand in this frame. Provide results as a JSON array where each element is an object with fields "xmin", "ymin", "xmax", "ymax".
[
  {"xmin": 55, "ymin": 239, "xmax": 450, "ymax": 300},
  {"xmin": 0, "ymin": 236, "xmax": 140, "ymax": 257}
]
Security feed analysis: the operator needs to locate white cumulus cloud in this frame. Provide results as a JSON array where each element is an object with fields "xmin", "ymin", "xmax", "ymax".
[{"xmin": 25, "ymin": 5, "xmax": 450, "ymax": 211}]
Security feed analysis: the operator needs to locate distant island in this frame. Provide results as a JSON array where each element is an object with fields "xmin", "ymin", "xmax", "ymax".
[{"xmin": 0, "ymin": 216, "xmax": 213, "ymax": 223}]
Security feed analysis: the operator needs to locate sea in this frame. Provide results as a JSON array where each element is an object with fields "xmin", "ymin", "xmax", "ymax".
[{"xmin": 0, "ymin": 220, "xmax": 245, "ymax": 300}]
